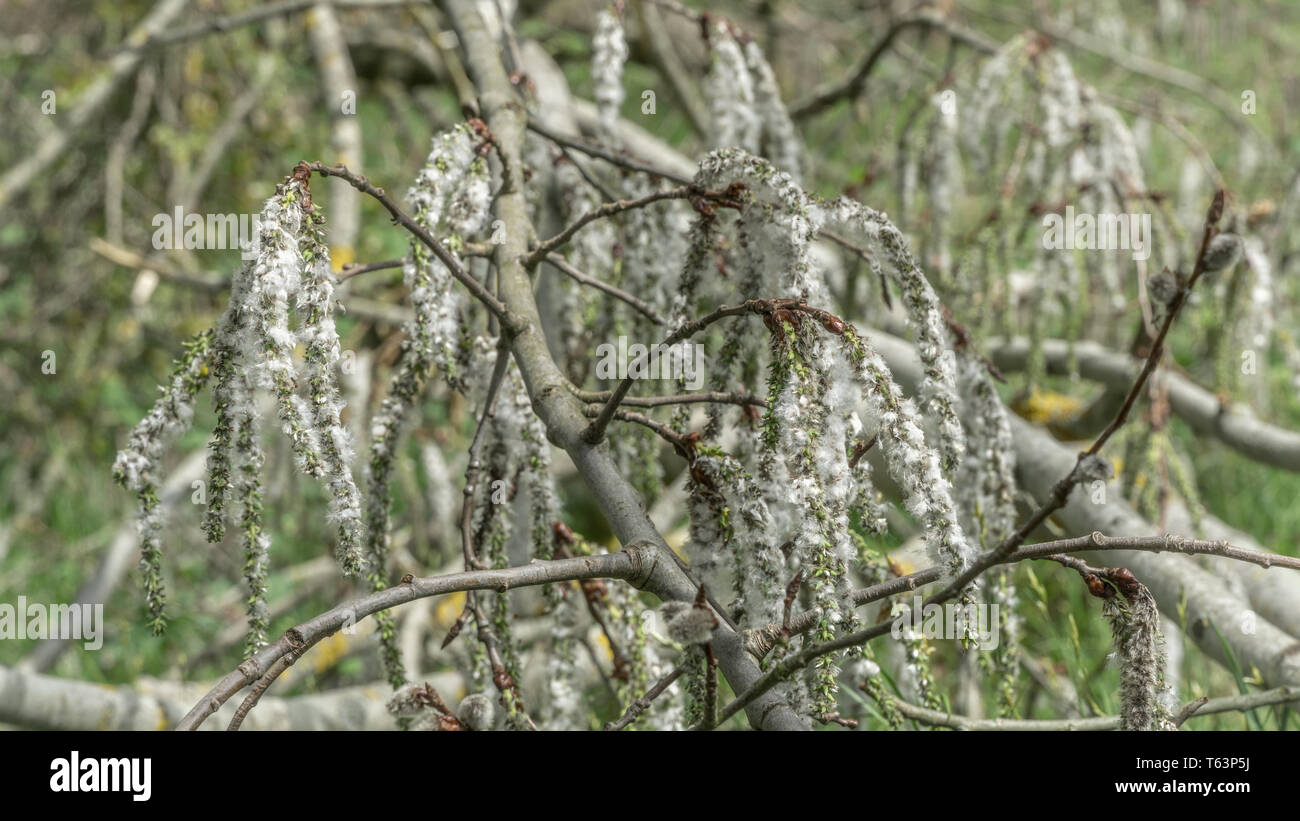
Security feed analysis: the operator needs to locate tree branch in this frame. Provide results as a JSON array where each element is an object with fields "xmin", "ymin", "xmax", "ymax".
[
  {"xmin": 175, "ymin": 548, "xmax": 651, "ymax": 729},
  {"xmin": 439, "ymin": 0, "xmax": 806, "ymax": 730},
  {"xmin": 886, "ymin": 685, "xmax": 1300, "ymax": 730},
  {"xmin": 790, "ymin": 11, "xmax": 997, "ymax": 119},
  {"xmin": 305, "ymin": 161, "xmax": 521, "ymax": 329}
]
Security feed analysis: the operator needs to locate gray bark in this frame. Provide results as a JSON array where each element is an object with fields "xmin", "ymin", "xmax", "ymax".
[{"xmin": 988, "ymin": 336, "xmax": 1300, "ymax": 472}]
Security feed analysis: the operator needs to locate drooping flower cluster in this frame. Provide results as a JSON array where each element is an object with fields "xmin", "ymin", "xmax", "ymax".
[
  {"xmin": 704, "ymin": 25, "xmax": 760, "ymax": 157},
  {"xmin": 114, "ymin": 171, "xmax": 361, "ymax": 648},
  {"xmin": 112, "ymin": 330, "xmax": 213, "ymax": 635},
  {"xmin": 1103, "ymin": 581, "xmax": 1176, "ymax": 731},
  {"xmin": 591, "ymin": 7, "xmax": 628, "ymax": 143},
  {"xmin": 744, "ymin": 41, "xmax": 803, "ymax": 183},
  {"xmin": 543, "ymin": 586, "xmax": 585, "ymax": 731},
  {"xmin": 657, "ymin": 149, "xmax": 987, "ymax": 719},
  {"xmin": 923, "ymin": 90, "xmax": 962, "ymax": 276},
  {"xmin": 703, "ymin": 24, "xmax": 803, "ymax": 182},
  {"xmin": 363, "ymin": 124, "xmax": 491, "ymax": 685}
]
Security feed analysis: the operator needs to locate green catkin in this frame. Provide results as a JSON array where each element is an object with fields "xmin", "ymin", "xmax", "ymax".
[
  {"xmin": 236, "ymin": 410, "xmax": 269, "ymax": 656},
  {"xmin": 253, "ymin": 185, "xmax": 325, "ymax": 480},
  {"xmin": 681, "ymin": 646, "xmax": 710, "ymax": 727},
  {"xmin": 891, "ymin": 599, "xmax": 943, "ymax": 713},
  {"xmin": 783, "ymin": 325, "xmax": 849, "ymax": 717},
  {"xmin": 860, "ymin": 660, "xmax": 903, "ymax": 729},
  {"xmin": 112, "ymin": 328, "xmax": 215, "ymax": 635},
  {"xmin": 983, "ymin": 567, "xmax": 1021, "ymax": 717},
  {"xmin": 477, "ymin": 439, "xmax": 528, "ymax": 730},
  {"xmin": 608, "ymin": 581, "xmax": 650, "ymax": 715},
  {"xmin": 202, "ymin": 341, "xmax": 237, "ymax": 544}
]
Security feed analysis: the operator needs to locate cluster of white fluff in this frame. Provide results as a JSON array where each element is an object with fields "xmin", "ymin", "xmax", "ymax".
[
  {"xmin": 954, "ymin": 350, "xmax": 1018, "ymax": 546},
  {"xmin": 638, "ymin": 625, "xmax": 688, "ymax": 730},
  {"xmin": 823, "ymin": 197, "xmax": 966, "ymax": 471},
  {"xmin": 457, "ymin": 339, "xmax": 566, "ymax": 726},
  {"xmin": 1039, "ymin": 51, "xmax": 1082, "ymax": 150},
  {"xmin": 889, "ymin": 600, "xmax": 941, "ymax": 709},
  {"xmin": 744, "ymin": 41, "xmax": 803, "ymax": 183},
  {"xmin": 838, "ymin": 329, "xmax": 976, "ymax": 582},
  {"xmin": 298, "ymin": 209, "xmax": 365, "ymax": 575},
  {"xmin": 681, "ymin": 154, "xmax": 973, "ymax": 543},
  {"xmin": 244, "ymin": 183, "xmax": 330, "ymax": 480},
  {"xmin": 203, "ymin": 253, "xmax": 267, "ymax": 650},
  {"xmin": 942, "ymin": 38, "xmax": 1190, "ymax": 381},
  {"xmin": 702, "ymin": 26, "xmax": 803, "ymax": 183},
  {"xmin": 115, "ymin": 172, "xmax": 368, "ymax": 639},
  {"xmin": 551, "ymin": 160, "xmax": 613, "ymax": 382},
  {"xmin": 591, "ymin": 8, "xmax": 628, "ymax": 142},
  {"xmin": 1104, "ymin": 584, "xmax": 1176, "ymax": 731},
  {"xmin": 405, "ymin": 124, "xmax": 489, "ymax": 384},
  {"xmin": 209, "ymin": 178, "xmax": 363, "ymax": 629},
  {"xmin": 245, "ymin": 185, "xmax": 367, "ymax": 580},
  {"xmin": 770, "ymin": 322, "xmax": 861, "ymax": 715},
  {"xmin": 1085, "ymin": 95, "xmax": 1146, "ymax": 196},
  {"xmin": 659, "ymin": 149, "xmax": 985, "ymax": 718},
  {"xmin": 364, "ymin": 124, "xmax": 489, "ymax": 598},
  {"xmin": 985, "ymin": 565, "xmax": 1021, "ymax": 715},
  {"xmin": 923, "ymin": 91, "xmax": 962, "ymax": 276},
  {"xmin": 962, "ymin": 34, "xmax": 1029, "ymax": 173},
  {"xmin": 621, "ymin": 173, "xmax": 691, "ymax": 322},
  {"xmin": 704, "ymin": 25, "xmax": 760, "ymax": 156},
  {"xmin": 682, "ymin": 448, "xmax": 782, "ymax": 629},
  {"xmin": 352, "ymin": 125, "xmax": 491, "ymax": 689}
]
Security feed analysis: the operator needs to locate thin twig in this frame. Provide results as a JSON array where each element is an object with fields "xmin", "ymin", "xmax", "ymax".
[
  {"xmin": 604, "ymin": 665, "xmax": 684, "ymax": 730},
  {"xmin": 928, "ymin": 191, "xmax": 1226, "ymax": 603},
  {"xmin": 522, "ymin": 184, "xmax": 743, "ymax": 268},
  {"xmin": 570, "ymin": 387, "xmax": 763, "ymax": 409},
  {"xmin": 524, "ymin": 120, "xmax": 692, "ymax": 185},
  {"xmin": 226, "ymin": 656, "xmax": 292, "ymax": 731},
  {"xmin": 889, "ymin": 686, "xmax": 1300, "ymax": 730},
  {"xmin": 545, "ymin": 253, "xmax": 665, "ymax": 325},
  {"xmin": 790, "ymin": 12, "xmax": 997, "ymax": 119},
  {"xmin": 339, "ymin": 258, "xmax": 404, "ymax": 281},
  {"xmin": 582, "ymin": 298, "xmax": 842, "ymax": 444},
  {"xmin": 113, "ymin": 0, "xmax": 426, "ymax": 55},
  {"xmin": 305, "ymin": 161, "xmax": 520, "ymax": 329}
]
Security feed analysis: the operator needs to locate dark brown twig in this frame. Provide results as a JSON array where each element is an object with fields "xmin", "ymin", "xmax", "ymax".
[
  {"xmin": 522, "ymin": 183, "xmax": 744, "ymax": 268},
  {"xmin": 604, "ymin": 665, "xmax": 685, "ymax": 730},
  {"xmin": 927, "ymin": 191, "xmax": 1226, "ymax": 604},
  {"xmin": 226, "ymin": 655, "xmax": 292, "ymax": 731},
  {"xmin": 304, "ymin": 162, "xmax": 521, "ymax": 331}
]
